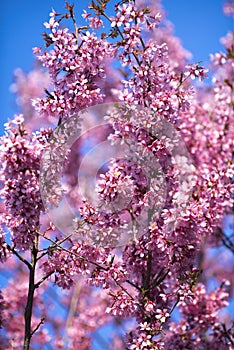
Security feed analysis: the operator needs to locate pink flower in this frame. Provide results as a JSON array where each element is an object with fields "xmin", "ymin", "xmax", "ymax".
[{"xmin": 43, "ymin": 17, "xmax": 59, "ymax": 29}]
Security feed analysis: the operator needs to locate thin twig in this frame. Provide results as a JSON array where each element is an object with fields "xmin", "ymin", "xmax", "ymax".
[
  {"xmin": 126, "ymin": 278, "xmax": 141, "ymax": 291},
  {"xmin": 114, "ymin": 279, "xmax": 135, "ymax": 300},
  {"xmin": 38, "ymin": 232, "xmax": 108, "ymax": 270},
  {"xmin": 7, "ymin": 245, "xmax": 32, "ymax": 270},
  {"xmin": 151, "ymin": 268, "xmax": 170, "ymax": 291},
  {"xmin": 34, "ymin": 271, "xmax": 54, "ymax": 289},
  {"xmin": 170, "ymin": 294, "xmax": 180, "ymax": 315},
  {"xmin": 30, "ymin": 317, "xmax": 45, "ymax": 337}
]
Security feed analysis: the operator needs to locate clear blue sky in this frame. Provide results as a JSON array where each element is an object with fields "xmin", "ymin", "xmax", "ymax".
[{"xmin": 0, "ymin": 0, "xmax": 233, "ymax": 134}]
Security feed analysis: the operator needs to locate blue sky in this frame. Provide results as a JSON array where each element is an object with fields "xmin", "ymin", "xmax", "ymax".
[{"xmin": 0, "ymin": 0, "xmax": 233, "ymax": 134}]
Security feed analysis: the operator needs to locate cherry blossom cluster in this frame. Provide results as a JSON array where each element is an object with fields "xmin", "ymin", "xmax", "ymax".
[
  {"xmin": 166, "ymin": 282, "xmax": 232, "ymax": 349},
  {"xmin": 79, "ymin": 199, "xmax": 122, "ymax": 229},
  {"xmin": 96, "ymin": 159, "xmax": 148, "ymax": 218},
  {"xmin": 178, "ymin": 31, "xmax": 233, "ymax": 247},
  {"xmin": 42, "ymin": 240, "xmax": 130, "ymax": 289},
  {"xmin": 40, "ymin": 112, "xmax": 81, "ymax": 209},
  {"xmin": 31, "ymin": 3, "xmax": 232, "ymax": 349},
  {"xmin": 82, "ymin": 10, "xmax": 104, "ymax": 29},
  {"xmin": 128, "ymin": 325, "xmax": 164, "ymax": 350},
  {"xmin": 32, "ymin": 7, "xmax": 115, "ymax": 121},
  {"xmin": 116, "ymin": 43, "xmax": 207, "ymax": 126},
  {"xmin": 33, "ymin": 1, "xmax": 233, "ymax": 348},
  {"xmin": 102, "ymin": 2, "xmax": 208, "ymax": 125},
  {"xmin": 0, "ymin": 0, "xmax": 233, "ymax": 349},
  {"xmin": 0, "ymin": 115, "xmax": 49, "ymax": 250}
]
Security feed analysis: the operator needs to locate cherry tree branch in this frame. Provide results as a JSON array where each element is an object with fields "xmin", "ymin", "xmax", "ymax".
[
  {"xmin": 30, "ymin": 317, "xmax": 45, "ymax": 338},
  {"xmin": 34, "ymin": 271, "xmax": 54, "ymax": 289},
  {"xmin": 23, "ymin": 235, "xmax": 38, "ymax": 350},
  {"xmin": 38, "ymin": 232, "xmax": 108, "ymax": 270},
  {"xmin": 6, "ymin": 245, "xmax": 32, "ymax": 270}
]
